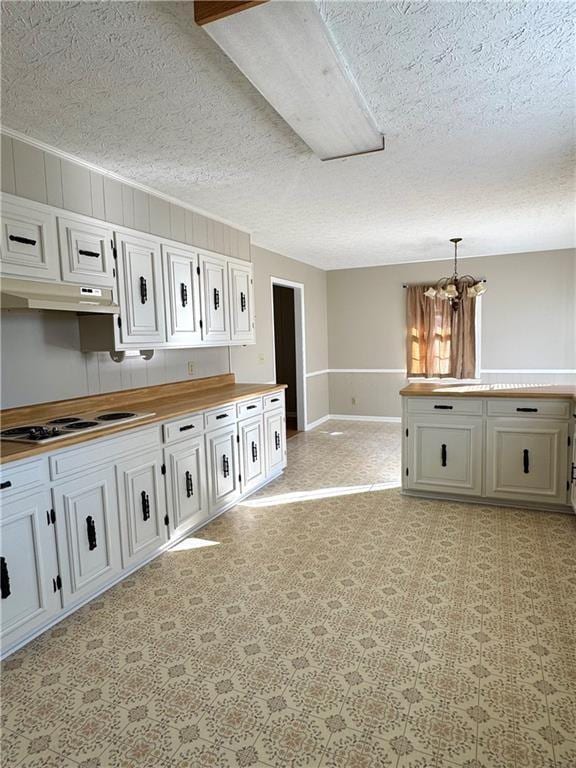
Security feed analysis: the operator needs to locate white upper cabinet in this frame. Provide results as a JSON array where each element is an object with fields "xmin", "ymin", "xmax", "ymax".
[
  {"xmin": 0, "ymin": 193, "xmax": 60, "ymax": 281},
  {"xmin": 199, "ymin": 251, "xmax": 230, "ymax": 343},
  {"xmin": 1, "ymin": 490, "xmax": 61, "ymax": 650},
  {"xmin": 57, "ymin": 213, "xmax": 115, "ymax": 286},
  {"xmin": 162, "ymin": 243, "xmax": 202, "ymax": 346},
  {"xmin": 116, "ymin": 232, "xmax": 166, "ymax": 346},
  {"xmin": 228, "ymin": 259, "xmax": 255, "ymax": 343}
]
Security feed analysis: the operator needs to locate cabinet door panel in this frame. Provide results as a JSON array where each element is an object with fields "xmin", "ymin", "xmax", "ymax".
[
  {"xmin": 58, "ymin": 215, "xmax": 114, "ymax": 286},
  {"xmin": 199, "ymin": 252, "xmax": 229, "ymax": 343},
  {"xmin": 116, "ymin": 452, "xmax": 167, "ymax": 568},
  {"xmin": 228, "ymin": 260, "xmax": 255, "ymax": 343},
  {"xmin": 407, "ymin": 416, "xmax": 483, "ymax": 495},
  {"xmin": 117, "ymin": 233, "xmax": 165, "ymax": 345},
  {"xmin": 165, "ymin": 437, "xmax": 209, "ymax": 538},
  {"xmin": 265, "ymin": 410, "xmax": 286, "ymax": 476},
  {"xmin": 53, "ymin": 467, "xmax": 123, "ymax": 605},
  {"xmin": 487, "ymin": 419, "xmax": 568, "ymax": 504},
  {"xmin": 1, "ymin": 491, "xmax": 61, "ymax": 650},
  {"xmin": 240, "ymin": 416, "xmax": 265, "ymax": 493},
  {"xmin": 206, "ymin": 426, "xmax": 240, "ymax": 512},
  {"xmin": 1, "ymin": 194, "xmax": 60, "ymax": 281},
  {"xmin": 163, "ymin": 245, "xmax": 202, "ymax": 346},
  {"xmin": 572, "ymin": 426, "xmax": 576, "ymax": 513}
]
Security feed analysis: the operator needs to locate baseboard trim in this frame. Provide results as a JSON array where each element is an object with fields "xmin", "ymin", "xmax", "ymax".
[{"xmin": 305, "ymin": 414, "xmax": 401, "ymax": 430}]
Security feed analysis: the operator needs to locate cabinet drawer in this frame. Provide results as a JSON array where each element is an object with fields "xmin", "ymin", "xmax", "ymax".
[
  {"xmin": 486, "ymin": 399, "xmax": 570, "ymax": 419},
  {"xmin": 57, "ymin": 214, "xmax": 114, "ymax": 286},
  {"xmin": 237, "ymin": 397, "xmax": 263, "ymax": 420},
  {"xmin": 205, "ymin": 404, "xmax": 236, "ymax": 432},
  {"xmin": 406, "ymin": 397, "xmax": 483, "ymax": 416},
  {"xmin": 163, "ymin": 413, "xmax": 205, "ymax": 444},
  {"xmin": 0, "ymin": 458, "xmax": 48, "ymax": 502},
  {"xmin": 50, "ymin": 426, "xmax": 161, "ymax": 480},
  {"xmin": 263, "ymin": 391, "xmax": 285, "ymax": 412}
]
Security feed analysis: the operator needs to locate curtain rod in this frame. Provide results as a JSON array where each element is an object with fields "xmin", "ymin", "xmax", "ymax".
[{"xmin": 402, "ymin": 279, "xmax": 487, "ymax": 288}]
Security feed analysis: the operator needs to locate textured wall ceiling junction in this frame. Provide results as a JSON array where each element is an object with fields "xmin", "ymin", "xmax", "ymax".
[{"xmin": 1, "ymin": 1, "xmax": 574, "ymax": 268}]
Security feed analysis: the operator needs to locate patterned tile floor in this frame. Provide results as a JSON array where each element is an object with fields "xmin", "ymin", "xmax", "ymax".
[{"xmin": 2, "ymin": 421, "xmax": 576, "ymax": 768}]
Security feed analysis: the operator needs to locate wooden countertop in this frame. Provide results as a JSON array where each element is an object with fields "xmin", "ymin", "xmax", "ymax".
[
  {"xmin": 0, "ymin": 374, "xmax": 286, "ymax": 464},
  {"xmin": 400, "ymin": 382, "xmax": 576, "ymax": 400}
]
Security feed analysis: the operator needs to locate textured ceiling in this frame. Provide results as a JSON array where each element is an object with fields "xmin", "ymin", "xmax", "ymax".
[{"xmin": 1, "ymin": 1, "xmax": 574, "ymax": 269}]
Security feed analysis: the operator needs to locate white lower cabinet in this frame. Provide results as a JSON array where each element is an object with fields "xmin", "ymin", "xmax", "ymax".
[
  {"xmin": 265, "ymin": 409, "xmax": 287, "ymax": 476},
  {"xmin": 52, "ymin": 467, "xmax": 123, "ymax": 606},
  {"xmin": 1, "ymin": 491, "xmax": 61, "ymax": 649},
  {"xmin": 165, "ymin": 437, "xmax": 209, "ymax": 538},
  {"xmin": 239, "ymin": 415, "xmax": 265, "ymax": 494},
  {"xmin": 486, "ymin": 419, "xmax": 568, "ymax": 504},
  {"xmin": 206, "ymin": 425, "xmax": 241, "ymax": 512},
  {"xmin": 116, "ymin": 451, "xmax": 168, "ymax": 568},
  {"xmin": 406, "ymin": 416, "xmax": 483, "ymax": 496}
]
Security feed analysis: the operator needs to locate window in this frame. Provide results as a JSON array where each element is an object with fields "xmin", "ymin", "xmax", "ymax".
[{"xmin": 406, "ymin": 285, "xmax": 480, "ymax": 379}]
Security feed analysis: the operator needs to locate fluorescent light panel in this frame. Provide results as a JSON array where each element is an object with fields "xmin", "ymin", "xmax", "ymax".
[{"xmin": 201, "ymin": 1, "xmax": 384, "ymax": 160}]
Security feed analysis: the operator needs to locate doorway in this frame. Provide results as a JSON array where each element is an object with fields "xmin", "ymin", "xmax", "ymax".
[{"xmin": 271, "ymin": 278, "xmax": 307, "ymax": 436}]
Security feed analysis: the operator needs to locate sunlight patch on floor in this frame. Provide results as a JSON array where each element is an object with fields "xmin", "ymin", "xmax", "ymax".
[
  {"xmin": 239, "ymin": 481, "xmax": 401, "ymax": 507},
  {"xmin": 169, "ymin": 537, "xmax": 220, "ymax": 552}
]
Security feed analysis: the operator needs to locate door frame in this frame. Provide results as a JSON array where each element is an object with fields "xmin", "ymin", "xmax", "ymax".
[{"xmin": 270, "ymin": 276, "xmax": 307, "ymax": 432}]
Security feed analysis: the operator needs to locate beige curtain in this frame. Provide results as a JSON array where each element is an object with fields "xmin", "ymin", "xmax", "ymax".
[{"xmin": 406, "ymin": 285, "xmax": 476, "ymax": 378}]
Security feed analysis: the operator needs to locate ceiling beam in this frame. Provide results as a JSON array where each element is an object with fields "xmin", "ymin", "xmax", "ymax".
[{"xmin": 194, "ymin": 1, "xmax": 269, "ymax": 27}]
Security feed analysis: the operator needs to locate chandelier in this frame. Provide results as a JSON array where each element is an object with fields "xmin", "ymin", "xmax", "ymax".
[{"xmin": 424, "ymin": 238, "xmax": 486, "ymax": 311}]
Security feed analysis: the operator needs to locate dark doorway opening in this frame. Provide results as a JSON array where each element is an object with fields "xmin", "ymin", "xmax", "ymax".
[{"xmin": 273, "ymin": 284, "xmax": 298, "ymax": 439}]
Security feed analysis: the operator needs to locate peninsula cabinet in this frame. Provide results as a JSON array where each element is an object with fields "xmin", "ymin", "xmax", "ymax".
[{"xmin": 402, "ymin": 393, "xmax": 574, "ymax": 512}]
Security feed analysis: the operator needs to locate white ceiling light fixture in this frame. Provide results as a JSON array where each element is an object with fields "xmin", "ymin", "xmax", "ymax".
[{"xmin": 195, "ymin": 0, "xmax": 384, "ymax": 161}]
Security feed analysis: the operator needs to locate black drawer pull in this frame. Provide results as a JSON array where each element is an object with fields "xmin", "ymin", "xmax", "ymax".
[
  {"xmin": 441, "ymin": 443, "xmax": 447, "ymax": 467},
  {"xmin": 141, "ymin": 491, "xmax": 150, "ymax": 521},
  {"xmin": 86, "ymin": 516, "xmax": 97, "ymax": 551},
  {"xmin": 222, "ymin": 454, "xmax": 230, "ymax": 478},
  {"xmin": 240, "ymin": 291, "xmax": 247, "ymax": 312},
  {"xmin": 0, "ymin": 481, "xmax": 12, "ymax": 490},
  {"xmin": 216, "ymin": 413, "xmax": 229, "ymax": 420},
  {"xmin": 1, "ymin": 557, "xmax": 11, "ymax": 599},
  {"xmin": 139, "ymin": 276, "xmax": 148, "ymax": 304},
  {"xmin": 78, "ymin": 249, "xmax": 100, "ymax": 258},
  {"xmin": 523, "ymin": 449, "xmax": 530, "ymax": 474},
  {"xmin": 185, "ymin": 470, "xmax": 194, "ymax": 498},
  {"xmin": 213, "ymin": 288, "xmax": 220, "ymax": 310},
  {"xmin": 247, "ymin": 404, "xmax": 257, "ymax": 410},
  {"xmin": 270, "ymin": 398, "xmax": 280, "ymax": 403},
  {"xmin": 251, "ymin": 441, "xmax": 258, "ymax": 463},
  {"xmin": 181, "ymin": 282, "xmax": 188, "ymax": 307},
  {"xmin": 275, "ymin": 430, "xmax": 281, "ymax": 450},
  {"xmin": 517, "ymin": 407, "xmax": 538, "ymax": 413},
  {"xmin": 179, "ymin": 424, "xmax": 195, "ymax": 432},
  {"xmin": 434, "ymin": 405, "xmax": 453, "ymax": 410},
  {"xmin": 9, "ymin": 234, "xmax": 36, "ymax": 246},
  {"xmin": 571, "ymin": 462, "xmax": 576, "ymax": 482}
]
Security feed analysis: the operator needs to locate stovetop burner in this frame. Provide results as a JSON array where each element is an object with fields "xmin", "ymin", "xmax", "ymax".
[
  {"xmin": 47, "ymin": 416, "xmax": 83, "ymax": 425},
  {"xmin": 62, "ymin": 420, "xmax": 100, "ymax": 430},
  {"xmin": 95, "ymin": 412, "xmax": 137, "ymax": 421},
  {"xmin": 1, "ymin": 425, "xmax": 46, "ymax": 436}
]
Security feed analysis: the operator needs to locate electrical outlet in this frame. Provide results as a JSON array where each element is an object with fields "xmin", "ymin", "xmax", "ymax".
[
  {"xmin": 187, "ymin": 361, "xmax": 195, "ymax": 376},
  {"xmin": 351, "ymin": 397, "xmax": 357, "ymax": 405},
  {"xmin": 258, "ymin": 353, "xmax": 265, "ymax": 364}
]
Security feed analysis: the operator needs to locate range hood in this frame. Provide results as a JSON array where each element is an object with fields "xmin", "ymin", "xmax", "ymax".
[{"xmin": 0, "ymin": 278, "xmax": 119, "ymax": 314}]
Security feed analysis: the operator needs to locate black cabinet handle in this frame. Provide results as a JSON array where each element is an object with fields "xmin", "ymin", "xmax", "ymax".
[
  {"xmin": 275, "ymin": 431, "xmax": 280, "ymax": 450},
  {"xmin": 523, "ymin": 449, "xmax": 530, "ymax": 474},
  {"xmin": 78, "ymin": 249, "xmax": 100, "ymax": 258},
  {"xmin": 434, "ymin": 404, "xmax": 453, "ymax": 410},
  {"xmin": 251, "ymin": 441, "xmax": 258, "ymax": 463},
  {"xmin": 9, "ymin": 234, "xmax": 36, "ymax": 246},
  {"xmin": 216, "ymin": 413, "xmax": 228, "ymax": 420},
  {"xmin": 139, "ymin": 276, "xmax": 148, "ymax": 304},
  {"xmin": 185, "ymin": 470, "xmax": 194, "ymax": 498},
  {"xmin": 141, "ymin": 491, "xmax": 150, "ymax": 521},
  {"xmin": 517, "ymin": 407, "xmax": 538, "ymax": 413},
  {"xmin": 179, "ymin": 424, "xmax": 195, "ymax": 432},
  {"xmin": 222, "ymin": 454, "xmax": 230, "ymax": 478},
  {"xmin": 86, "ymin": 516, "xmax": 97, "ymax": 551},
  {"xmin": 0, "ymin": 481, "xmax": 12, "ymax": 490},
  {"xmin": 270, "ymin": 398, "xmax": 280, "ymax": 403},
  {"xmin": 213, "ymin": 288, "xmax": 220, "ymax": 310},
  {"xmin": 240, "ymin": 291, "xmax": 246, "ymax": 312},
  {"xmin": 181, "ymin": 282, "xmax": 188, "ymax": 308},
  {"xmin": 441, "ymin": 443, "xmax": 447, "ymax": 467},
  {"xmin": 247, "ymin": 404, "xmax": 257, "ymax": 410},
  {"xmin": 571, "ymin": 462, "xmax": 576, "ymax": 482},
  {"xmin": 1, "ymin": 557, "xmax": 11, "ymax": 599}
]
